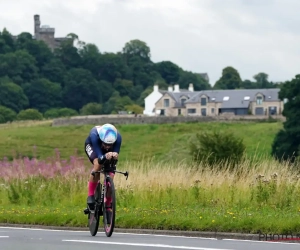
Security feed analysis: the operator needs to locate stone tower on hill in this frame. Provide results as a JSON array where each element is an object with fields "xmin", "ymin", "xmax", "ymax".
[{"xmin": 33, "ymin": 14, "xmax": 70, "ymax": 50}]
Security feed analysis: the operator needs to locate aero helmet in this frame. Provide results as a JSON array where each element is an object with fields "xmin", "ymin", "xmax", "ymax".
[{"xmin": 97, "ymin": 124, "xmax": 118, "ymax": 144}]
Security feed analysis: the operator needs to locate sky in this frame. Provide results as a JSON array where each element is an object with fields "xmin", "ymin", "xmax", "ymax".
[{"xmin": 1, "ymin": 0, "xmax": 300, "ymax": 85}]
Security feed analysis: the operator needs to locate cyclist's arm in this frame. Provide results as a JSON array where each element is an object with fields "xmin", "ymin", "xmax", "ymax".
[
  {"xmin": 112, "ymin": 133, "xmax": 122, "ymax": 153},
  {"xmin": 90, "ymin": 132, "xmax": 105, "ymax": 161}
]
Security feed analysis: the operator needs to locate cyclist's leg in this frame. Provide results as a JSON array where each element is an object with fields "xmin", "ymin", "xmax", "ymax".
[
  {"xmin": 104, "ymin": 162, "xmax": 116, "ymax": 208},
  {"xmin": 85, "ymin": 143, "xmax": 101, "ymax": 209},
  {"xmin": 104, "ymin": 172, "xmax": 115, "ymax": 207}
]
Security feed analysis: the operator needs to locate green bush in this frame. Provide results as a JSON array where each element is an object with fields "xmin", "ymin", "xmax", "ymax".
[
  {"xmin": 0, "ymin": 114, "xmax": 5, "ymax": 124},
  {"xmin": 44, "ymin": 108, "xmax": 60, "ymax": 119},
  {"xmin": 58, "ymin": 108, "xmax": 78, "ymax": 117},
  {"xmin": 0, "ymin": 105, "xmax": 17, "ymax": 122},
  {"xmin": 80, "ymin": 102, "xmax": 102, "ymax": 115},
  {"xmin": 17, "ymin": 109, "xmax": 43, "ymax": 121},
  {"xmin": 190, "ymin": 131, "xmax": 246, "ymax": 169}
]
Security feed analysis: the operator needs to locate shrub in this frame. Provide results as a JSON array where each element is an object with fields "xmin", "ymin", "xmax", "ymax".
[
  {"xmin": 190, "ymin": 131, "xmax": 246, "ymax": 169},
  {"xmin": 0, "ymin": 105, "xmax": 17, "ymax": 122},
  {"xmin": 17, "ymin": 109, "xmax": 43, "ymax": 121},
  {"xmin": 58, "ymin": 108, "xmax": 78, "ymax": 117},
  {"xmin": 80, "ymin": 102, "xmax": 102, "ymax": 115},
  {"xmin": 44, "ymin": 108, "xmax": 60, "ymax": 119}
]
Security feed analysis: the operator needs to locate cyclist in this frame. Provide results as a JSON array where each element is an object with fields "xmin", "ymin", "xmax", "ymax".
[{"xmin": 84, "ymin": 123, "xmax": 122, "ymax": 212}]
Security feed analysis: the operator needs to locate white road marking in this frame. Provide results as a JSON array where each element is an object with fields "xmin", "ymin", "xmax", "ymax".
[
  {"xmin": 62, "ymin": 240, "xmax": 232, "ymax": 250},
  {"xmin": 0, "ymin": 236, "xmax": 9, "ymax": 238},
  {"xmin": 0, "ymin": 226, "xmax": 299, "ymax": 246}
]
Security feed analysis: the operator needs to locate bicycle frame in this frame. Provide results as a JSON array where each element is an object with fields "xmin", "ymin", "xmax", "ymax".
[{"xmin": 88, "ymin": 158, "xmax": 129, "ymax": 237}]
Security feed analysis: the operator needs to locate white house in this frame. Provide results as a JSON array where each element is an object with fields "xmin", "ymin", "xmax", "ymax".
[
  {"xmin": 143, "ymin": 84, "xmax": 194, "ymax": 116},
  {"xmin": 143, "ymin": 85, "xmax": 166, "ymax": 116}
]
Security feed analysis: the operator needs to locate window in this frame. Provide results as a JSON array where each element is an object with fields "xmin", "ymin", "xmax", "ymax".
[
  {"xmin": 160, "ymin": 109, "xmax": 165, "ymax": 116},
  {"xmin": 181, "ymin": 98, "xmax": 186, "ymax": 105},
  {"xmin": 244, "ymin": 96, "xmax": 250, "ymax": 100},
  {"xmin": 256, "ymin": 96, "xmax": 263, "ymax": 105},
  {"xmin": 201, "ymin": 97, "xmax": 207, "ymax": 106},
  {"xmin": 164, "ymin": 99, "xmax": 170, "ymax": 107},
  {"xmin": 223, "ymin": 96, "xmax": 229, "ymax": 101},
  {"xmin": 269, "ymin": 106, "xmax": 277, "ymax": 115},
  {"xmin": 187, "ymin": 109, "xmax": 196, "ymax": 114},
  {"xmin": 178, "ymin": 109, "xmax": 181, "ymax": 115},
  {"xmin": 211, "ymin": 108, "xmax": 215, "ymax": 114},
  {"xmin": 201, "ymin": 108, "xmax": 206, "ymax": 116}
]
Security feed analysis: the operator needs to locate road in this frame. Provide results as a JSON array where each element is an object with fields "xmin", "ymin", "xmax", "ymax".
[{"xmin": 0, "ymin": 226, "xmax": 299, "ymax": 250}]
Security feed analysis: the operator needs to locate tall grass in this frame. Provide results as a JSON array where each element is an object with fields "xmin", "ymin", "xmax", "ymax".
[{"xmin": 1, "ymin": 152, "xmax": 300, "ymax": 233}]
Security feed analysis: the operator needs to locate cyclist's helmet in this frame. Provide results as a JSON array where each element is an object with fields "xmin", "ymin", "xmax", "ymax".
[{"xmin": 97, "ymin": 124, "xmax": 118, "ymax": 144}]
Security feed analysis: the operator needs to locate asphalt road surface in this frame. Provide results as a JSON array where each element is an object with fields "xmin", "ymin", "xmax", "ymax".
[{"xmin": 0, "ymin": 226, "xmax": 299, "ymax": 250}]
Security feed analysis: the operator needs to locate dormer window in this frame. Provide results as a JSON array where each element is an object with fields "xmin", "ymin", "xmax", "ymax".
[
  {"xmin": 201, "ymin": 97, "xmax": 207, "ymax": 106},
  {"xmin": 181, "ymin": 98, "xmax": 187, "ymax": 105},
  {"xmin": 164, "ymin": 99, "xmax": 170, "ymax": 107},
  {"xmin": 256, "ymin": 96, "xmax": 263, "ymax": 105}
]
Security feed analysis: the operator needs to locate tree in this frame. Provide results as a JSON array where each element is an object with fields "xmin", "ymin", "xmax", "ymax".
[
  {"xmin": 79, "ymin": 43, "xmax": 102, "ymax": 76},
  {"xmin": 178, "ymin": 71, "xmax": 211, "ymax": 91},
  {"xmin": 98, "ymin": 53, "xmax": 128, "ymax": 82},
  {"xmin": 271, "ymin": 75, "xmax": 300, "ymax": 162},
  {"xmin": 253, "ymin": 72, "xmax": 269, "ymax": 88},
  {"xmin": 0, "ymin": 78, "xmax": 29, "ymax": 112},
  {"xmin": 41, "ymin": 58, "xmax": 66, "ymax": 84},
  {"xmin": 62, "ymin": 68, "xmax": 101, "ymax": 110},
  {"xmin": 155, "ymin": 61, "xmax": 180, "ymax": 84},
  {"xmin": 16, "ymin": 32, "xmax": 53, "ymax": 68},
  {"xmin": 0, "ymin": 106, "xmax": 17, "ymax": 123},
  {"xmin": 125, "ymin": 104, "xmax": 143, "ymax": 114},
  {"xmin": 54, "ymin": 34, "xmax": 81, "ymax": 68},
  {"xmin": 114, "ymin": 78, "xmax": 134, "ymax": 97},
  {"xmin": 213, "ymin": 66, "xmax": 242, "ymax": 89},
  {"xmin": 80, "ymin": 102, "xmax": 102, "ymax": 115},
  {"xmin": 0, "ymin": 50, "xmax": 39, "ymax": 84},
  {"xmin": 122, "ymin": 39, "xmax": 151, "ymax": 62},
  {"xmin": 23, "ymin": 78, "xmax": 62, "ymax": 112},
  {"xmin": 0, "ymin": 28, "xmax": 15, "ymax": 53}
]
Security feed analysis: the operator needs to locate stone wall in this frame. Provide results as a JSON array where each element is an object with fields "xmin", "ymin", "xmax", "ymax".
[{"xmin": 52, "ymin": 114, "xmax": 285, "ymax": 126}]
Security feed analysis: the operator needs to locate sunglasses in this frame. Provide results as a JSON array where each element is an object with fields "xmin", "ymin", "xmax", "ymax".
[{"xmin": 102, "ymin": 142, "xmax": 113, "ymax": 147}]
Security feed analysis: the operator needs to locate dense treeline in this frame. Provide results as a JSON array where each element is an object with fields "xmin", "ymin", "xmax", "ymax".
[
  {"xmin": 0, "ymin": 28, "xmax": 283, "ymax": 122},
  {"xmin": 0, "ymin": 28, "xmax": 212, "ymax": 121}
]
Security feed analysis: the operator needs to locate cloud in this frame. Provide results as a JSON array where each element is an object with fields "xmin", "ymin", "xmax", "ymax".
[{"xmin": 1, "ymin": 0, "xmax": 300, "ymax": 85}]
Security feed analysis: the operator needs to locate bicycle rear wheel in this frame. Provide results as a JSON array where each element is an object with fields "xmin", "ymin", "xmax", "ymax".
[
  {"xmin": 103, "ymin": 176, "xmax": 116, "ymax": 237},
  {"xmin": 88, "ymin": 182, "xmax": 102, "ymax": 236}
]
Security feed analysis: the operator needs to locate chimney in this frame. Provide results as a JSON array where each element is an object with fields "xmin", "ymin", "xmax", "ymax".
[
  {"xmin": 168, "ymin": 85, "xmax": 173, "ymax": 92},
  {"xmin": 188, "ymin": 83, "xmax": 194, "ymax": 92},
  {"xmin": 153, "ymin": 84, "xmax": 159, "ymax": 92},
  {"xmin": 174, "ymin": 84, "xmax": 180, "ymax": 93}
]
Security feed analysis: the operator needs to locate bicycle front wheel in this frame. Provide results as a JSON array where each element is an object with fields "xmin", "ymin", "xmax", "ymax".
[
  {"xmin": 103, "ymin": 176, "xmax": 116, "ymax": 237},
  {"xmin": 88, "ymin": 182, "xmax": 101, "ymax": 236}
]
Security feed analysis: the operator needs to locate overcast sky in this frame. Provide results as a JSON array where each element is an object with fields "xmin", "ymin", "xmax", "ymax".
[{"xmin": 1, "ymin": 0, "xmax": 299, "ymax": 85}]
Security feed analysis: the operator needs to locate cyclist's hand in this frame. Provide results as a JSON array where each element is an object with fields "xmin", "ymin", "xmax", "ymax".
[
  {"xmin": 112, "ymin": 152, "xmax": 119, "ymax": 159},
  {"xmin": 105, "ymin": 152, "xmax": 113, "ymax": 160}
]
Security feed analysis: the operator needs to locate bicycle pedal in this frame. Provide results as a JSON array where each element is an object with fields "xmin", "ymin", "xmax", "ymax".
[{"xmin": 83, "ymin": 208, "xmax": 90, "ymax": 215}]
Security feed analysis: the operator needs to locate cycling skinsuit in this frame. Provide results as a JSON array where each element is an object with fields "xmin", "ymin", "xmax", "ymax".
[{"xmin": 84, "ymin": 126, "xmax": 122, "ymax": 165}]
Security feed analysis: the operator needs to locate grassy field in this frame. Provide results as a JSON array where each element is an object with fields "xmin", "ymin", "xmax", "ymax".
[
  {"xmin": 0, "ymin": 120, "xmax": 282, "ymax": 162},
  {"xmin": 0, "ymin": 157, "xmax": 300, "ymax": 234},
  {"xmin": 1, "ymin": 120, "xmax": 298, "ymax": 234}
]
